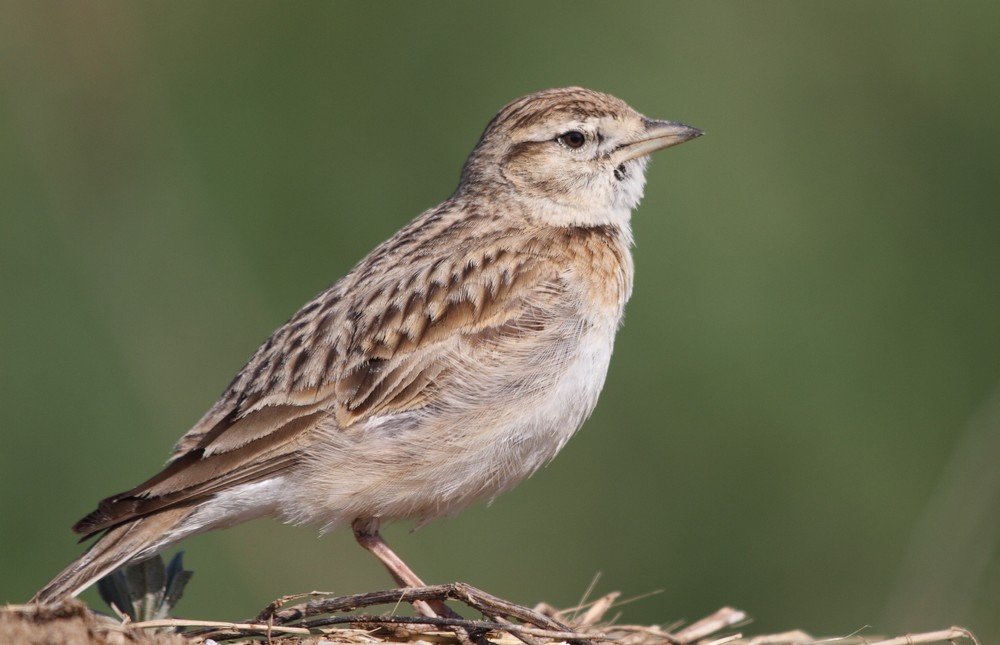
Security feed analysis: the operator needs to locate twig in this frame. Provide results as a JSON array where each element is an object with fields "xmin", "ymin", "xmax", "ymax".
[
  {"xmin": 257, "ymin": 583, "xmax": 585, "ymax": 638},
  {"xmin": 672, "ymin": 606, "xmax": 748, "ymax": 642},
  {"xmin": 180, "ymin": 614, "xmax": 608, "ymax": 642},
  {"xmin": 864, "ymin": 626, "xmax": 979, "ymax": 645},
  {"xmin": 308, "ymin": 614, "xmax": 607, "ymax": 640},
  {"xmin": 132, "ymin": 618, "xmax": 311, "ymax": 636}
]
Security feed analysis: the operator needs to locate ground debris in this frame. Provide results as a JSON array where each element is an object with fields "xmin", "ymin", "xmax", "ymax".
[
  {"xmin": 2, "ymin": 585, "xmax": 980, "ymax": 645},
  {"xmin": 1, "ymin": 599, "xmax": 186, "ymax": 644}
]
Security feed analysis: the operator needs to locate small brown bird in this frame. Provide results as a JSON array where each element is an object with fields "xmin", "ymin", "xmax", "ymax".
[{"xmin": 33, "ymin": 87, "xmax": 701, "ymax": 605}]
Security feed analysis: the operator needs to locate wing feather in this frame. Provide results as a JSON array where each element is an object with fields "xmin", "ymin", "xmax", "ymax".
[
  {"xmin": 74, "ymin": 409, "xmax": 326, "ymax": 536},
  {"xmin": 75, "ymin": 228, "xmax": 568, "ymax": 534}
]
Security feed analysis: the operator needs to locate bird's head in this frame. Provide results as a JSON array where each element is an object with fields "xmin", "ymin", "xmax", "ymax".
[{"xmin": 459, "ymin": 87, "xmax": 702, "ymax": 228}]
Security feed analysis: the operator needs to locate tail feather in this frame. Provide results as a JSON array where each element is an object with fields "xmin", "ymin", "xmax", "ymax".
[{"xmin": 32, "ymin": 508, "xmax": 192, "ymax": 605}]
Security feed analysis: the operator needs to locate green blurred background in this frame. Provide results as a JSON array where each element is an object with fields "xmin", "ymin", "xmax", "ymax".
[{"xmin": 2, "ymin": 1, "xmax": 999, "ymax": 640}]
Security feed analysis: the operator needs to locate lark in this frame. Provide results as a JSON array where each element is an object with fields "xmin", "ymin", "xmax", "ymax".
[{"xmin": 33, "ymin": 87, "xmax": 701, "ymax": 605}]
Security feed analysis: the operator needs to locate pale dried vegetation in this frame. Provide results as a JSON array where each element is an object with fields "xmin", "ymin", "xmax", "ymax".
[{"xmin": 1, "ymin": 582, "xmax": 979, "ymax": 645}]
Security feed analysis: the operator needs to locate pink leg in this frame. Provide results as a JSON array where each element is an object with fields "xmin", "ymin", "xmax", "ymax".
[{"xmin": 352, "ymin": 518, "xmax": 456, "ymax": 618}]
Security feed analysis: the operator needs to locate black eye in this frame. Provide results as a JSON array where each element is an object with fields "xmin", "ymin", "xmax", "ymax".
[{"xmin": 558, "ymin": 130, "xmax": 586, "ymax": 149}]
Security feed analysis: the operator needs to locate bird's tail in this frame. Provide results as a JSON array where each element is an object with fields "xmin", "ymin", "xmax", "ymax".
[{"xmin": 32, "ymin": 508, "xmax": 191, "ymax": 605}]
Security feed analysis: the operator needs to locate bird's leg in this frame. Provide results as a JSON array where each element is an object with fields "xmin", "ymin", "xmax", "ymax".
[{"xmin": 351, "ymin": 518, "xmax": 459, "ymax": 619}]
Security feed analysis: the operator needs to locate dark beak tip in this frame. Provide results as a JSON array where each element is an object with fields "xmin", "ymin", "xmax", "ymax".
[
  {"xmin": 647, "ymin": 119, "xmax": 704, "ymax": 142},
  {"xmin": 682, "ymin": 124, "xmax": 705, "ymax": 139}
]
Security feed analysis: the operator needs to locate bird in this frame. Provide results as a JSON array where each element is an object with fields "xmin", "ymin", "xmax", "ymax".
[{"xmin": 33, "ymin": 87, "xmax": 702, "ymax": 606}]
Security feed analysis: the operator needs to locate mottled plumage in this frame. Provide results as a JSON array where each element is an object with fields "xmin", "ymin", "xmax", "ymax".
[{"xmin": 34, "ymin": 87, "xmax": 701, "ymax": 605}]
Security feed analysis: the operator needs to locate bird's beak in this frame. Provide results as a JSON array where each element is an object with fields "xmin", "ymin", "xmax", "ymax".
[{"xmin": 611, "ymin": 119, "xmax": 703, "ymax": 164}]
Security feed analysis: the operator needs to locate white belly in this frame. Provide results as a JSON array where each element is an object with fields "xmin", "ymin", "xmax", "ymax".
[
  {"xmin": 283, "ymin": 315, "xmax": 619, "ymax": 531},
  {"xmin": 498, "ymin": 322, "xmax": 615, "ymax": 474}
]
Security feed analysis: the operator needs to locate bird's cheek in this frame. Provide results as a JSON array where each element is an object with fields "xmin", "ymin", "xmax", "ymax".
[
  {"xmin": 505, "ymin": 164, "xmax": 586, "ymax": 208},
  {"xmin": 501, "ymin": 145, "xmax": 561, "ymax": 196}
]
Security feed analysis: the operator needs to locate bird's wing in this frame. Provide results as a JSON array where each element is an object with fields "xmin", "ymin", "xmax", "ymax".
[{"xmin": 74, "ymin": 238, "xmax": 580, "ymax": 536}]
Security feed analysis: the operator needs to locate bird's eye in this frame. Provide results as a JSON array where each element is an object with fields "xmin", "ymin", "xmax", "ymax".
[{"xmin": 558, "ymin": 130, "xmax": 587, "ymax": 149}]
